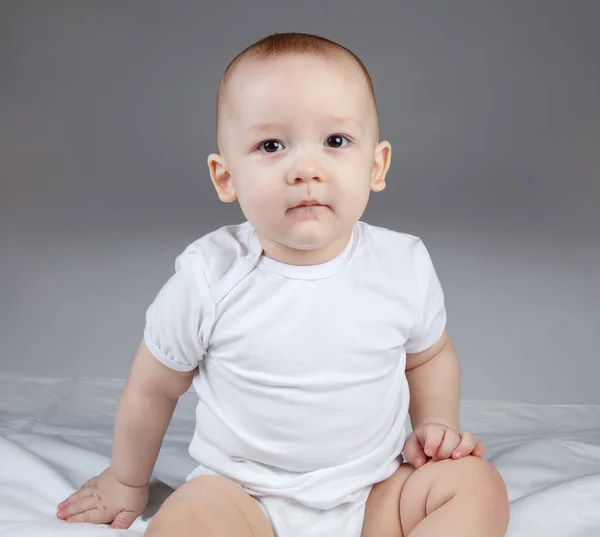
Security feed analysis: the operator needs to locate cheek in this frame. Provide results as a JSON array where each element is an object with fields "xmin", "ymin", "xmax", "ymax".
[
  {"xmin": 348, "ymin": 187, "xmax": 371, "ymax": 215},
  {"xmin": 233, "ymin": 174, "xmax": 281, "ymax": 216},
  {"xmin": 335, "ymin": 164, "xmax": 373, "ymax": 214},
  {"xmin": 341, "ymin": 159, "xmax": 375, "ymax": 193}
]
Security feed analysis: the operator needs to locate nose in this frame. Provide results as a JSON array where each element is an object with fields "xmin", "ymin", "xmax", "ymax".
[{"xmin": 286, "ymin": 154, "xmax": 324, "ymax": 185}]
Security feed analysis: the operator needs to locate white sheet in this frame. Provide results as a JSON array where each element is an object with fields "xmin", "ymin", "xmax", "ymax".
[{"xmin": 1, "ymin": 375, "xmax": 599, "ymax": 537}]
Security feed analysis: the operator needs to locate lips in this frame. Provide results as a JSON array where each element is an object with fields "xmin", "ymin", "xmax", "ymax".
[{"xmin": 293, "ymin": 200, "xmax": 327, "ymax": 209}]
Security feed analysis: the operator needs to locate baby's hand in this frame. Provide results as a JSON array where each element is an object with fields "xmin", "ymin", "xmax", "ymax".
[
  {"xmin": 402, "ymin": 422, "xmax": 485, "ymax": 468},
  {"xmin": 56, "ymin": 467, "xmax": 148, "ymax": 529}
]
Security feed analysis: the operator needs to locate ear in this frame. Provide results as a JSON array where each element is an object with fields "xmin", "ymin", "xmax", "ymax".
[
  {"xmin": 208, "ymin": 153, "xmax": 237, "ymax": 203},
  {"xmin": 370, "ymin": 140, "xmax": 392, "ymax": 193}
]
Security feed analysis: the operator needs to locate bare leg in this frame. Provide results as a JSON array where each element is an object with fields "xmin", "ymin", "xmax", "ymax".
[
  {"xmin": 362, "ymin": 456, "xmax": 509, "ymax": 537},
  {"xmin": 144, "ymin": 475, "xmax": 274, "ymax": 537}
]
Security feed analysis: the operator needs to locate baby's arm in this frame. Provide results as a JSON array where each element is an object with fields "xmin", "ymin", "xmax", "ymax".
[
  {"xmin": 56, "ymin": 340, "xmax": 195, "ymax": 527},
  {"xmin": 405, "ymin": 329, "xmax": 460, "ymax": 432},
  {"xmin": 403, "ymin": 329, "xmax": 485, "ymax": 467},
  {"xmin": 112, "ymin": 340, "xmax": 195, "ymax": 486}
]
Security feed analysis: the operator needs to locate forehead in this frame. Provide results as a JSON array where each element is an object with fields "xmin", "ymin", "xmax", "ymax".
[{"xmin": 223, "ymin": 53, "xmax": 374, "ymax": 130}]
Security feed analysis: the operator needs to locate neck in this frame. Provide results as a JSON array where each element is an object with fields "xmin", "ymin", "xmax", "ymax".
[{"xmin": 257, "ymin": 231, "xmax": 353, "ymax": 266}]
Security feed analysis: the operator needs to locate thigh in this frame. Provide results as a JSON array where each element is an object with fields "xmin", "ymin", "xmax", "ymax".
[
  {"xmin": 145, "ymin": 475, "xmax": 274, "ymax": 537},
  {"xmin": 361, "ymin": 462, "xmax": 416, "ymax": 537},
  {"xmin": 362, "ymin": 456, "xmax": 508, "ymax": 537},
  {"xmin": 398, "ymin": 456, "xmax": 509, "ymax": 535}
]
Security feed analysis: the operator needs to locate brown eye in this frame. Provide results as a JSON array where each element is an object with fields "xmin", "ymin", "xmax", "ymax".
[
  {"xmin": 326, "ymin": 135, "xmax": 349, "ymax": 148},
  {"xmin": 258, "ymin": 140, "xmax": 283, "ymax": 153}
]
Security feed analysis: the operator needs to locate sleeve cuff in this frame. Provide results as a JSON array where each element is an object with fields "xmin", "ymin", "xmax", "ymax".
[
  {"xmin": 405, "ymin": 318, "xmax": 447, "ymax": 355},
  {"xmin": 143, "ymin": 326, "xmax": 198, "ymax": 372}
]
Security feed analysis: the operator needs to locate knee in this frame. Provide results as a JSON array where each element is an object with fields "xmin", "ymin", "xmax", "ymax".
[
  {"xmin": 145, "ymin": 501, "xmax": 213, "ymax": 536},
  {"xmin": 452, "ymin": 456, "xmax": 510, "ymax": 526},
  {"xmin": 459, "ymin": 456, "xmax": 508, "ymax": 500},
  {"xmin": 403, "ymin": 456, "xmax": 509, "ymax": 522}
]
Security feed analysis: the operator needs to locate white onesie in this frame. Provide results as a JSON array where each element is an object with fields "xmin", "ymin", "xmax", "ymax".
[{"xmin": 144, "ymin": 220, "xmax": 446, "ymax": 537}]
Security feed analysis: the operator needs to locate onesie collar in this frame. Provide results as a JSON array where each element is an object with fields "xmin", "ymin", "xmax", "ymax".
[{"xmin": 247, "ymin": 223, "xmax": 360, "ymax": 280}]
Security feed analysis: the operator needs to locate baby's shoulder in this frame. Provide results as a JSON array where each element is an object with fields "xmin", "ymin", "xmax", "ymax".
[
  {"xmin": 358, "ymin": 223, "xmax": 438, "ymax": 297},
  {"xmin": 359, "ymin": 222, "xmax": 424, "ymax": 263},
  {"xmin": 174, "ymin": 221, "xmax": 256, "ymax": 290}
]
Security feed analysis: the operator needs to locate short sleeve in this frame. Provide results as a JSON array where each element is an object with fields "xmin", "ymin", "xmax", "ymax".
[
  {"xmin": 404, "ymin": 239, "xmax": 447, "ymax": 354},
  {"xmin": 143, "ymin": 252, "xmax": 214, "ymax": 372}
]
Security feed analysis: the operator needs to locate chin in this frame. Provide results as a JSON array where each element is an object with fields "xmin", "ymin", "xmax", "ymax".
[{"xmin": 282, "ymin": 227, "xmax": 340, "ymax": 251}]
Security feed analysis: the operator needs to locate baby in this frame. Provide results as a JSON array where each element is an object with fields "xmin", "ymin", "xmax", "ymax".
[{"xmin": 57, "ymin": 33, "xmax": 509, "ymax": 537}]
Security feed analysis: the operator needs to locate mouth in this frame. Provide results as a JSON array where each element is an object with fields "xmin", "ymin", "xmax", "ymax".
[{"xmin": 290, "ymin": 200, "xmax": 329, "ymax": 210}]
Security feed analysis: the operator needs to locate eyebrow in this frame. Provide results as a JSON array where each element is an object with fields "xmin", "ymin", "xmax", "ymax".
[{"xmin": 246, "ymin": 116, "xmax": 363, "ymax": 133}]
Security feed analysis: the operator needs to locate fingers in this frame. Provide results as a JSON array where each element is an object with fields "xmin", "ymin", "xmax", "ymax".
[
  {"xmin": 432, "ymin": 427, "xmax": 461, "ymax": 461},
  {"xmin": 57, "ymin": 495, "xmax": 100, "ymax": 520},
  {"xmin": 402, "ymin": 433, "xmax": 427, "ymax": 468},
  {"xmin": 472, "ymin": 440, "xmax": 486, "ymax": 458},
  {"xmin": 421, "ymin": 424, "xmax": 444, "ymax": 458},
  {"xmin": 57, "ymin": 475, "xmax": 98, "ymax": 508},
  {"xmin": 63, "ymin": 508, "xmax": 110, "ymax": 525},
  {"xmin": 405, "ymin": 423, "xmax": 447, "ymax": 467},
  {"xmin": 450, "ymin": 431, "xmax": 478, "ymax": 459},
  {"xmin": 57, "ymin": 486, "xmax": 96, "ymax": 511},
  {"xmin": 406, "ymin": 425, "xmax": 487, "ymax": 468},
  {"xmin": 111, "ymin": 510, "xmax": 138, "ymax": 530}
]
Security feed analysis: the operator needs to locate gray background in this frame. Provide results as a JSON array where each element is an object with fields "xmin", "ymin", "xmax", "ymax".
[{"xmin": 1, "ymin": 1, "xmax": 598, "ymax": 404}]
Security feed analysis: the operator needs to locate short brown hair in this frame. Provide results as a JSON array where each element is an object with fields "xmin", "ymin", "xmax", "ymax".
[{"xmin": 216, "ymin": 32, "xmax": 378, "ymax": 145}]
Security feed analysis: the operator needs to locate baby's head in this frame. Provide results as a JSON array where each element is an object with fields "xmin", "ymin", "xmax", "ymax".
[{"xmin": 208, "ymin": 33, "xmax": 392, "ymax": 264}]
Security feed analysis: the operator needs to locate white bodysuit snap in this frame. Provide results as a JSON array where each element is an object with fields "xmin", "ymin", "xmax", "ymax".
[{"xmin": 144, "ymin": 221, "xmax": 446, "ymax": 537}]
